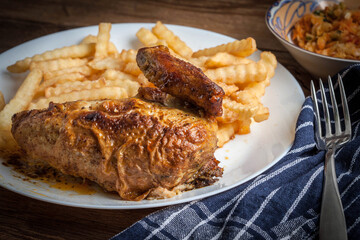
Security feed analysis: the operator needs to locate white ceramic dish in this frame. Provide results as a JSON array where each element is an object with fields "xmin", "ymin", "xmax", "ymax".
[
  {"xmin": 266, "ymin": 0, "xmax": 359, "ymax": 78},
  {"xmin": 0, "ymin": 23, "xmax": 305, "ymax": 209}
]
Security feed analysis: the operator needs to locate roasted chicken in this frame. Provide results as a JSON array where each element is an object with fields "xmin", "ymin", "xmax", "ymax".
[
  {"xmin": 12, "ymin": 99, "xmax": 222, "ymax": 200},
  {"xmin": 11, "ymin": 46, "xmax": 224, "ymax": 201},
  {"xmin": 137, "ymin": 45, "xmax": 225, "ymax": 117}
]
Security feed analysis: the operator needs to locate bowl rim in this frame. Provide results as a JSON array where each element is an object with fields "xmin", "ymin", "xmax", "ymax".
[{"xmin": 265, "ymin": 0, "xmax": 360, "ymax": 63}]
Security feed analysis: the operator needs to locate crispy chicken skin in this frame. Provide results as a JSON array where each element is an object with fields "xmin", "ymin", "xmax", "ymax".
[
  {"xmin": 12, "ymin": 99, "xmax": 222, "ymax": 201},
  {"xmin": 137, "ymin": 86, "xmax": 196, "ymax": 112},
  {"xmin": 136, "ymin": 46, "xmax": 225, "ymax": 117}
]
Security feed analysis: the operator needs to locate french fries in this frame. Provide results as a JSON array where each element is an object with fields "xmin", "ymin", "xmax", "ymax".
[
  {"xmin": 204, "ymin": 51, "xmax": 276, "ymax": 86},
  {"xmin": 7, "ymin": 44, "xmax": 96, "ymax": 73},
  {"xmin": 95, "ymin": 23, "xmax": 112, "ymax": 58},
  {"xmin": 220, "ymin": 98, "xmax": 259, "ymax": 123},
  {"xmin": 88, "ymin": 57, "xmax": 123, "ymax": 70},
  {"xmin": 216, "ymin": 119, "xmax": 252, "ymax": 147},
  {"xmin": 152, "ymin": 21, "xmax": 193, "ymax": 59},
  {"xmin": 29, "ymin": 58, "xmax": 88, "ymax": 72},
  {"xmin": 2, "ymin": 21, "xmax": 277, "ymax": 150},
  {"xmin": 38, "ymin": 72, "xmax": 85, "ymax": 92},
  {"xmin": 192, "ymin": 37, "xmax": 257, "ymax": 58},
  {"xmin": 119, "ymin": 49, "xmax": 137, "ymax": 63},
  {"xmin": 0, "ymin": 69, "xmax": 42, "ymax": 131},
  {"xmin": 44, "ymin": 65, "xmax": 93, "ymax": 80},
  {"xmin": 44, "ymin": 77, "xmax": 139, "ymax": 99},
  {"xmin": 136, "ymin": 28, "xmax": 159, "ymax": 46},
  {"xmin": 29, "ymin": 87, "xmax": 128, "ymax": 110},
  {"xmin": 122, "ymin": 62, "xmax": 142, "ymax": 76},
  {"xmin": 204, "ymin": 61, "xmax": 268, "ymax": 85},
  {"xmin": 204, "ymin": 52, "xmax": 254, "ymax": 68},
  {"xmin": 81, "ymin": 34, "xmax": 118, "ymax": 54}
]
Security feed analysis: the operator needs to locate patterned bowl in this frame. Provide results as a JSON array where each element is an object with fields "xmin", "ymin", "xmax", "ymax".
[{"xmin": 266, "ymin": 0, "xmax": 359, "ymax": 78}]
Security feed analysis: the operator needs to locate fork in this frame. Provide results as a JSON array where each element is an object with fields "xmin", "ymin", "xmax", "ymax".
[{"xmin": 310, "ymin": 75, "xmax": 351, "ymax": 240}]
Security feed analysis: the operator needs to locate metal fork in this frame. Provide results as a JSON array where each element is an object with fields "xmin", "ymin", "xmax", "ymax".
[{"xmin": 310, "ymin": 75, "xmax": 351, "ymax": 240}]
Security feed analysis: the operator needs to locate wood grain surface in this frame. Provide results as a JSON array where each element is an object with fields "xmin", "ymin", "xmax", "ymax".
[{"xmin": 0, "ymin": 0, "xmax": 313, "ymax": 239}]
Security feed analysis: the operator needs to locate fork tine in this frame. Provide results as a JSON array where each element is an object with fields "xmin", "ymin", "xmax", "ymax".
[
  {"xmin": 338, "ymin": 74, "xmax": 351, "ymax": 136},
  {"xmin": 328, "ymin": 76, "xmax": 341, "ymax": 135},
  {"xmin": 319, "ymin": 79, "xmax": 332, "ymax": 137},
  {"xmin": 311, "ymin": 80, "xmax": 322, "ymax": 138}
]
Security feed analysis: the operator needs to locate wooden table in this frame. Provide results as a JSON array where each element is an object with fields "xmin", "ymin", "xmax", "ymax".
[{"xmin": 0, "ymin": 0, "xmax": 313, "ymax": 239}]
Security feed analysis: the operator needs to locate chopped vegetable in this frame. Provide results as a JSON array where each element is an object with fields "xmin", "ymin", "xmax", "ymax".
[{"xmin": 292, "ymin": 3, "xmax": 360, "ymax": 60}]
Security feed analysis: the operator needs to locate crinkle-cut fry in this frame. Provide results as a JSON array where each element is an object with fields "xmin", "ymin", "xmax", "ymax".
[
  {"xmin": 140, "ymin": 38, "xmax": 185, "ymax": 62},
  {"xmin": 119, "ymin": 49, "xmax": 137, "ymax": 63},
  {"xmin": 236, "ymin": 119, "xmax": 252, "ymax": 135},
  {"xmin": 229, "ymin": 53, "xmax": 274, "ymax": 102},
  {"xmin": 217, "ymin": 97, "xmax": 258, "ymax": 123},
  {"xmin": 216, "ymin": 122, "xmax": 239, "ymax": 148},
  {"xmin": 260, "ymin": 51, "xmax": 277, "ymax": 79},
  {"xmin": 137, "ymin": 73, "xmax": 151, "ymax": 87},
  {"xmin": 192, "ymin": 37, "xmax": 257, "ymax": 58},
  {"xmin": 188, "ymin": 56, "xmax": 208, "ymax": 69},
  {"xmin": 7, "ymin": 43, "xmax": 96, "ymax": 73},
  {"xmin": 103, "ymin": 78, "xmax": 140, "ymax": 97},
  {"xmin": 231, "ymin": 79, "xmax": 268, "ymax": 104},
  {"xmin": 136, "ymin": 28, "xmax": 159, "ymax": 46},
  {"xmin": 231, "ymin": 90, "xmax": 258, "ymax": 106},
  {"xmin": 151, "ymin": 39, "xmax": 168, "ymax": 47},
  {"xmin": 45, "ymin": 78, "xmax": 107, "ymax": 97},
  {"xmin": 123, "ymin": 62, "xmax": 142, "ymax": 76},
  {"xmin": 230, "ymin": 77, "xmax": 271, "ymax": 123},
  {"xmin": 205, "ymin": 51, "xmax": 276, "ymax": 86},
  {"xmin": 253, "ymin": 104, "xmax": 269, "ymax": 122},
  {"xmin": 216, "ymin": 119, "xmax": 252, "ymax": 147},
  {"xmin": 152, "ymin": 21, "xmax": 193, "ymax": 59},
  {"xmin": 216, "ymin": 82, "xmax": 239, "ymax": 96},
  {"xmin": 88, "ymin": 57, "xmax": 123, "ymax": 70},
  {"xmin": 29, "ymin": 87, "xmax": 128, "ymax": 110},
  {"xmin": 95, "ymin": 23, "xmax": 112, "ymax": 58},
  {"xmin": 44, "ymin": 65, "xmax": 93, "ymax": 80},
  {"xmin": 0, "ymin": 69, "xmax": 42, "ymax": 131},
  {"xmin": 0, "ymin": 91, "xmax": 5, "ymax": 111},
  {"xmin": 81, "ymin": 34, "xmax": 118, "ymax": 55},
  {"xmin": 107, "ymin": 42, "xmax": 120, "ymax": 55},
  {"xmin": 7, "ymin": 58, "xmax": 32, "ymax": 73},
  {"xmin": 204, "ymin": 52, "xmax": 254, "ymax": 68},
  {"xmin": 102, "ymin": 69, "xmax": 137, "ymax": 81},
  {"xmin": 102, "ymin": 68, "xmax": 145, "ymax": 86},
  {"xmin": 81, "ymin": 34, "xmax": 98, "ymax": 44},
  {"xmin": 204, "ymin": 60, "xmax": 268, "ymax": 86},
  {"xmin": 167, "ymin": 47, "xmax": 190, "ymax": 62},
  {"xmin": 103, "ymin": 68, "xmax": 149, "ymax": 87},
  {"xmin": 147, "ymin": 39, "xmax": 189, "ymax": 62},
  {"xmin": 29, "ymin": 58, "xmax": 88, "ymax": 72},
  {"xmin": 39, "ymin": 72, "xmax": 85, "ymax": 92},
  {"xmin": 45, "ymin": 77, "xmax": 140, "ymax": 98}
]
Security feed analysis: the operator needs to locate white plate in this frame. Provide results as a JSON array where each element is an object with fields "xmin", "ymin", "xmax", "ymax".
[{"xmin": 0, "ymin": 23, "xmax": 305, "ymax": 209}]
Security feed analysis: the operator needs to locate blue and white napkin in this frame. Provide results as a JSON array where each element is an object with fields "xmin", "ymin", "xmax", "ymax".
[{"xmin": 112, "ymin": 65, "xmax": 360, "ymax": 240}]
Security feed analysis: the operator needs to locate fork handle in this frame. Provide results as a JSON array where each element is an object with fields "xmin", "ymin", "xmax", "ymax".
[{"xmin": 319, "ymin": 148, "xmax": 348, "ymax": 240}]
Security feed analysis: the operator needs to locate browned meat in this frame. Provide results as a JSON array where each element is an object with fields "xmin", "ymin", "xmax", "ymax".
[
  {"xmin": 136, "ymin": 45, "xmax": 225, "ymax": 117},
  {"xmin": 137, "ymin": 86, "xmax": 169, "ymax": 105},
  {"xmin": 11, "ymin": 99, "xmax": 222, "ymax": 201},
  {"xmin": 137, "ymin": 86, "xmax": 198, "ymax": 113}
]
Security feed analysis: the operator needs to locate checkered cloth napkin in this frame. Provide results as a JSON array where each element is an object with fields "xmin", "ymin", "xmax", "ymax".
[{"xmin": 111, "ymin": 65, "xmax": 360, "ymax": 240}]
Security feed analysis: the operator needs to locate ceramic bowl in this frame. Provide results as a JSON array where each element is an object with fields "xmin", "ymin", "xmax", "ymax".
[{"xmin": 266, "ymin": 0, "xmax": 359, "ymax": 78}]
